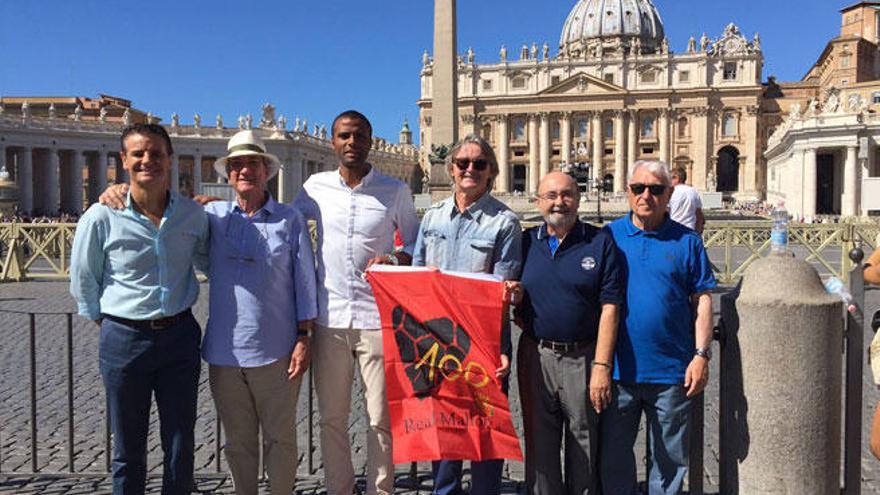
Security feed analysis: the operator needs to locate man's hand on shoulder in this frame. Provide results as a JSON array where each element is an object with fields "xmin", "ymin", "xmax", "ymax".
[{"xmin": 99, "ymin": 184, "xmax": 129, "ymax": 210}]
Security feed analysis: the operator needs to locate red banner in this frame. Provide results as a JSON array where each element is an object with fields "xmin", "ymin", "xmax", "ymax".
[{"xmin": 366, "ymin": 266, "xmax": 523, "ymax": 464}]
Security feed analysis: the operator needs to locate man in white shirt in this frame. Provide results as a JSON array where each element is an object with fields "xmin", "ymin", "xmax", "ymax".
[
  {"xmin": 294, "ymin": 110, "xmax": 420, "ymax": 495},
  {"xmin": 668, "ymin": 167, "xmax": 704, "ymax": 233}
]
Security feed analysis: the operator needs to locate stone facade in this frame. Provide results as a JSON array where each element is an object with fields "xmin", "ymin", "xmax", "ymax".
[
  {"xmin": 419, "ymin": 0, "xmax": 764, "ymax": 200},
  {"xmin": 764, "ymin": 2, "xmax": 880, "ymax": 218},
  {"xmin": 0, "ymin": 101, "xmax": 420, "ymax": 215}
]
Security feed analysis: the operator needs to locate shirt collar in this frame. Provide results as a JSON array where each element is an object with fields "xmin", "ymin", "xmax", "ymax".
[
  {"xmin": 448, "ymin": 190, "xmax": 492, "ymax": 222},
  {"xmin": 537, "ymin": 219, "xmax": 586, "ymax": 243},
  {"xmin": 337, "ymin": 164, "xmax": 375, "ymax": 190},
  {"xmin": 624, "ymin": 211, "xmax": 672, "ymax": 237},
  {"xmin": 230, "ymin": 192, "xmax": 276, "ymax": 217},
  {"xmin": 125, "ymin": 189, "xmax": 174, "ymax": 218}
]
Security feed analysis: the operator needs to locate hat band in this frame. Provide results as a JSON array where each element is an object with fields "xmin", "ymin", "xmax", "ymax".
[{"xmin": 228, "ymin": 143, "xmax": 266, "ymax": 154}]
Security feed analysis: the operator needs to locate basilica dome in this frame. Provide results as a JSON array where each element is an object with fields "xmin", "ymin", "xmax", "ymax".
[{"xmin": 560, "ymin": 0, "xmax": 665, "ymax": 56}]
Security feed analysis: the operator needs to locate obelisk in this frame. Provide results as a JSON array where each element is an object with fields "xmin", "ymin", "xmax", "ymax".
[{"xmin": 429, "ymin": 0, "xmax": 458, "ymax": 197}]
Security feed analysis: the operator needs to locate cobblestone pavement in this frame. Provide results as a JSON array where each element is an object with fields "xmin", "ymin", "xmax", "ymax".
[{"xmin": 1, "ymin": 280, "xmax": 879, "ymax": 494}]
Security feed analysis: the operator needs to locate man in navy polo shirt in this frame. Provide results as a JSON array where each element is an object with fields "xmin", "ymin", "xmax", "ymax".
[
  {"xmin": 601, "ymin": 160, "xmax": 716, "ymax": 495},
  {"xmin": 516, "ymin": 171, "xmax": 623, "ymax": 494}
]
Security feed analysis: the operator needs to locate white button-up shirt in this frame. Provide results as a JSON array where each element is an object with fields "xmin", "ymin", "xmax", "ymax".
[{"xmin": 294, "ymin": 166, "xmax": 419, "ymax": 329}]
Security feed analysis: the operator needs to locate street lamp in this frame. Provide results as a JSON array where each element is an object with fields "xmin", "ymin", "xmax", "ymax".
[{"xmin": 596, "ymin": 175, "xmax": 613, "ymax": 224}]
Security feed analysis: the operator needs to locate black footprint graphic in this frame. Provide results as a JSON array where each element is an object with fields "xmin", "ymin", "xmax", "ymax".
[{"xmin": 392, "ymin": 305, "xmax": 472, "ymax": 398}]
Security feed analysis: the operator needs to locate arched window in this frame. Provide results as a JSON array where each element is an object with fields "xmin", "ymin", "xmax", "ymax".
[
  {"xmin": 722, "ymin": 113, "xmax": 737, "ymax": 137},
  {"xmin": 641, "ymin": 116, "xmax": 655, "ymax": 138}
]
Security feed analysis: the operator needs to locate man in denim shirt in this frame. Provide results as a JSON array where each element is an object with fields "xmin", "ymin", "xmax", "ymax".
[{"xmin": 412, "ymin": 134, "xmax": 521, "ymax": 495}]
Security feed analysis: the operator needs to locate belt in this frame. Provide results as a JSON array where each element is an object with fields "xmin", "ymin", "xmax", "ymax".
[
  {"xmin": 105, "ymin": 308, "xmax": 192, "ymax": 331},
  {"xmin": 533, "ymin": 336, "xmax": 593, "ymax": 354}
]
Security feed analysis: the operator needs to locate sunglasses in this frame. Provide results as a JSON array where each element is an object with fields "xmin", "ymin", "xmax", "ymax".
[
  {"xmin": 452, "ymin": 158, "xmax": 489, "ymax": 171},
  {"xmin": 629, "ymin": 183, "xmax": 668, "ymax": 196}
]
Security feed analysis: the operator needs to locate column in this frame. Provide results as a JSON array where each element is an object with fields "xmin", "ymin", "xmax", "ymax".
[
  {"xmin": 528, "ymin": 113, "xmax": 539, "ymax": 194},
  {"xmin": 744, "ymin": 106, "xmax": 760, "ymax": 196},
  {"xmin": 47, "ymin": 149, "xmax": 60, "ymax": 215},
  {"xmin": 803, "ymin": 148, "xmax": 817, "ymax": 218},
  {"xmin": 659, "ymin": 108, "xmax": 670, "ymax": 164},
  {"xmin": 277, "ymin": 150, "xmax": 298, "ymax": 203},
  {"xmin": 18, "ymin": 147, "xmax": 33, "ymax": 214},
  {"xmin": 193, "ymin": 154, "xmax": 203, "ymax": 195},
  {"xmin": 72, "ymin": 151, "xmax": 85, "ymax": 213},
  {"xmin": 171, "ymin": 154, "xmax": 180, "ymax": 192},
  {"xmin": 613, "ymin": 110, "xmax": 626, "ymax": 192},
  {"xmin": 539, "ymin": 112, "xmax": 551, "ymax": 179},
  {"xmin": 561, "ymin": 112, "xmax": 572, "ymax": 165},
  {"xmin": 98, "ymin": 153, "xmax": 109, "ymax": 195},
  {"xmin": 591, "ymin": 111, "xmax": 602, "ymax": 179},
  {"xmin": 496, "ymin": 115, "xmax": 510, "ymax": 193},
  {"xmin": 692, "ymin": 108, "xmax": 710, "ymax": 189},
  {"xmin": 843, "ymin": 145, "xmax": 858, "ymax": 217},
  {"xmin": 627, "ymin": 110, "xmax": 638, "ymax": 178}
]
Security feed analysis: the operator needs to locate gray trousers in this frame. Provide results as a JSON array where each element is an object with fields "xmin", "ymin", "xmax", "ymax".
[{"xmin": 517, "ymin": 333, "xmax": 599, "ymax": 495}]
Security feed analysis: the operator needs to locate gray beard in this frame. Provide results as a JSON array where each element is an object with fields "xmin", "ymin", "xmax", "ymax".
[{"xmin": 545, "ymin": 212, "xmax": 576, "ymax": 231}]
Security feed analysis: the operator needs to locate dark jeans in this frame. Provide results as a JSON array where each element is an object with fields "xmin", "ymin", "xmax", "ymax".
[
  {"xmin": 99, "ymin": 312, "xmax": 201, "ymax": 495},
  {"xmin": 432, "ymin": 459, "xmax": 504, "ymax": 495}
]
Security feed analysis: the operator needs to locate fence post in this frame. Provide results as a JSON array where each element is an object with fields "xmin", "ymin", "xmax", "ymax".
[
  {"xmin": 843, "ymin": 248, "xmax": 865, "ymax": 495},
  {"xmin": 726, "ymin": 255, "xmax": 842, "ymax": 493}
]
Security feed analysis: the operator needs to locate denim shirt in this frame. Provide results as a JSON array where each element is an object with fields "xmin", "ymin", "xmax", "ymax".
[
  {"xmin": 413, "ymin": 193, "xmax": 522, "ymax": 356},
  {"xmin": 412, "ymin": 193, "xmax": 522, "ymax": 280}
]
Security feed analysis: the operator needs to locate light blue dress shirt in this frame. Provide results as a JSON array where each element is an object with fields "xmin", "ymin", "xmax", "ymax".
[
  {"xmin": 201, "ymin": 197, "xmax": 318, "ymax": 368},
  {"xmin": 412, "ymin": 193, "xmax": 522, "ymax": 279},
  {"xmin": 70, "ymin": 191, "xmax": 209, "ymax": 321}
]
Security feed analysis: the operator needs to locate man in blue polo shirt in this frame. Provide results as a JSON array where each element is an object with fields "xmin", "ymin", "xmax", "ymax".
[
  {"xmin": 516, "ymin": 171, "xmax": 623, "ymax": 494},
  {"xmin": 601, "ymin": 160, "xmax": 716, "ymax": 495}
]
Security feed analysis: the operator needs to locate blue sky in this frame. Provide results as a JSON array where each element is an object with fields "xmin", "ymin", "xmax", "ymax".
[{"xmin": 0, "ymin": 1, "xmax": 847, "ymax": 143}]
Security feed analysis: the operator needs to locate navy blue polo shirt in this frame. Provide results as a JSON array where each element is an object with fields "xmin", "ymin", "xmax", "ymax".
[
  {"xmin": 605, "ymin": 213, "xmax": 717, "ymax": 384},
  {"xmin": 520, "ymin": 220, "xmax": 624, "ymax": 342}
]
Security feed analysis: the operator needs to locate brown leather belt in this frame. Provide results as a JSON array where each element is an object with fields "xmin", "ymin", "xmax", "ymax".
[{"xmin": 105, "ymin": 308, "xmax": 192, "ymax": 331}]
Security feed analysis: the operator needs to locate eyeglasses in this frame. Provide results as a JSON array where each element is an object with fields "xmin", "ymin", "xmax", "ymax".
[
  {"xmin": 629, "ymin": 183, "xmax": 668, "ymax": 196},
  {"xmin": 536, "ymin": 191, "xmax": 577, "ymax": 202},
  {"xmin": 452, "ymin": 158, "xmax": 489, "ymax": 171},
  {"xmin": 227, "ymin": 158, "xmax": 265, "ymax": 172}
]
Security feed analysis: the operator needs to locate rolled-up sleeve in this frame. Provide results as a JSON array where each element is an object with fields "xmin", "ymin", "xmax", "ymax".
[
  {"xmin": 292, "ymin": 211, "xmax": 318, "ymax": 321},
  {"xmin": 69, "ymin": 209, "xmax": 106, "ymax": 321}
]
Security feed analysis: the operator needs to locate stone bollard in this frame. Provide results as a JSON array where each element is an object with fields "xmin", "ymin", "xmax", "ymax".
[{"xmin": 720, "ymin": 255, "xmax": 842, "ymax": 494}]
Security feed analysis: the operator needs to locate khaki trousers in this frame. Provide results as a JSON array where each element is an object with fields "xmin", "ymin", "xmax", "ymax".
[
  {"xmin": 313, "ymin": 326, "xmax": 394, "ymax": 495},
  {"xmin": 209, "ymin": 357, "xmax": 303, "ymax": 495}
]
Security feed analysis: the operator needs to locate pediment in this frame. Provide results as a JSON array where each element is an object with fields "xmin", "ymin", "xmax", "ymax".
[{"xmin": 538, "ymin": 72, "xmax": 625, "ymax": 96}]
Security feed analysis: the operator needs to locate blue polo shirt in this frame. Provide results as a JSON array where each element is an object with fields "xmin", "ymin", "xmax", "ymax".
[
  {"xmin": 605, "ymin": 213, "xmax": 716, "ymax": 384},
  {"xmin": 520, "ymin": 220, "xmax": 624, "ymax": 342}
]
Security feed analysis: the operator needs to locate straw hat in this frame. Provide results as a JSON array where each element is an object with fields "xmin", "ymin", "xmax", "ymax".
[{"xmin": 213, "ymin": 130, "xmax": 281, "ymax": 179}]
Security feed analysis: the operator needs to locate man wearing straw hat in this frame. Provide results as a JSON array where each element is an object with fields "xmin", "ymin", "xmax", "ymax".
[
  {"xmin": 98, "ymin": 129, "xmax": 318, "ymax": 495},
  {"xmin": 202, "ymin": 129, "xmax": 317, "ymax": 495}
]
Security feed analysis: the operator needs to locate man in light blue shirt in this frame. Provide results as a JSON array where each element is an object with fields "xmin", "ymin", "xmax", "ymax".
[
  {"xmin": 412, "ymin": 134, "xmax": 521, "ymax": 495},
  {"xmin": 70, "ymin": 123, "xmax": 209, "ymax": 495},
  {"xmin": 202, "ymin": 130, "xmax": 317, "ymax": 495}
]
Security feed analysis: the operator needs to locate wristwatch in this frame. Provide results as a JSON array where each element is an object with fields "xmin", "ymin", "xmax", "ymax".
[
  {"xmin": 298, "ymin": 328, "xmax": 313, "ymax": 339},
  {"xmin": 695, "ymin": 346, "xmax": 712, "ymax": 361},
  {"xmin": 385, "ymin": 253, "xmax": 400, "ymax": 266}
]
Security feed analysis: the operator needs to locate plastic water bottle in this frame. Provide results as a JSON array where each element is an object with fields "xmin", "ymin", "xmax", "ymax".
[
  {"xmin": 770, "ymin": 202, "xmax": 789, "ymax": 255},
  {"xmin": 824, "ymin": 276, "xmax": 857, "ymax": 314}
]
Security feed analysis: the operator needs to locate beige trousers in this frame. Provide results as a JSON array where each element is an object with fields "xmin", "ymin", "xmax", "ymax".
[
  {"xmin": 313, "ymin": 326, "xmax": 394, "ymax": 495},
  {"xmin": 209, "ymin": 357, "xmax": 303, "ymax": 495}
]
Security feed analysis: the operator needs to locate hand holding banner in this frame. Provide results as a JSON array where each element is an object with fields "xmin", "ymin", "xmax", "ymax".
[{"xmin": 367, "ymin": 266, "xmax": 523, "ymax": 464}]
